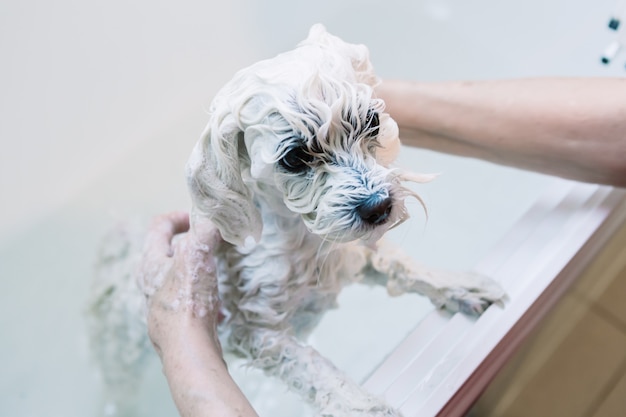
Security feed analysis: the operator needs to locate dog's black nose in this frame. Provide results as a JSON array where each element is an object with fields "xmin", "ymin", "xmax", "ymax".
[{"xmin": 357, "ymin": 196, "xmax": 392, "ymax": 225}]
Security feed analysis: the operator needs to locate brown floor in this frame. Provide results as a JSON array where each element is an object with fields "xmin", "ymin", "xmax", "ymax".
[{"xmin": 468, "ymin": 219, "xmax": 626, "ymax": 417}]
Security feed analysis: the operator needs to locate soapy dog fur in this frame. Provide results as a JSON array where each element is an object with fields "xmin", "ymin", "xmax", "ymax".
[{"xmin": 88, "ymin": 24, "xmax": 505, "ymax": 417}]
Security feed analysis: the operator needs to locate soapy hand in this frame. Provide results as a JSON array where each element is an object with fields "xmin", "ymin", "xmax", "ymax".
[
  {"xmin": 135, "ymin": 212, "xmax": 258, "ymax": 417},
  {"xmin": 137, "ymin": 211, "xmax": 223, "ymax": 356}
]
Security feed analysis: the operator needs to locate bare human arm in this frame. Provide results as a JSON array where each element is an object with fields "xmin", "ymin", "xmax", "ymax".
[
  {"xmin": 377, "ymin": 78, "xmax": 626, "ymax": 187},
  {"xmin": 138, "ymin": 212, "xmax": 259, "ymax": 417}
]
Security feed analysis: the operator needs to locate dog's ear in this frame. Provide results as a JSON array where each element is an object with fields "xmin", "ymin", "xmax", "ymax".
[
  {"xmin": 186, "ymin": 112, "xmax": 262, "ymax": 247},
  {"xmin": 303, "ymin": 24, "xmax": 378, "ymax": 87}
]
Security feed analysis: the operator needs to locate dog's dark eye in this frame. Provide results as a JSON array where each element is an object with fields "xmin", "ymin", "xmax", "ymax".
[
  {"xmin": 280, "ymin": 146, "xmax": 313, "ymax": 173},
  {"xmin": 365, "ymin": 110, "xmax": 380, "ymax": 137}
]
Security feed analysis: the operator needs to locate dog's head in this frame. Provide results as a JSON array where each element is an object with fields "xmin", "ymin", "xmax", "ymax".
[{"xmin": 187, "ymin": 24, "xmax": 431, "ymax": 247}]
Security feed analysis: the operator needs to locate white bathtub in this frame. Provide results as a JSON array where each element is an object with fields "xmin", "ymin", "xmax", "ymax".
[{"xmin": 1, "ymin": 1, "xmax": 624, "ymax": 416}]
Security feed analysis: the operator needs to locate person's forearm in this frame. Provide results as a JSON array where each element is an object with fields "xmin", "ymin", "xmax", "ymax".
[
  {"xmin": 159, "ymin": 321, "xmax": 259, "ymax": 417},
  {"xmin": 377, "ymin": 78, "xmax": 626, "ymax": 187}
]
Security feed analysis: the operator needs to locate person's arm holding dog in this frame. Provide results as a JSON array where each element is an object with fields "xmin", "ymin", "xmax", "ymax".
[
  {"xmin": 139, "ymin": 212, "xmax": 259, "ymax": 417},
  {"xmin": 377, "ymin": 78, "xmax": 626, "ymax": 187}
]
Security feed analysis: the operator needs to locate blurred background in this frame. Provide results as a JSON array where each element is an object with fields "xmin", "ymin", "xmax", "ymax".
[{"xmin": 0, "ymin": 0, "xmax": 623, "ymax": 416}]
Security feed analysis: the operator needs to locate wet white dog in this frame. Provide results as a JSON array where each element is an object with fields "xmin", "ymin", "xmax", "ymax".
[{"xmin": 89, "ymin": 24, "xmax": 504, "ymax": 417}]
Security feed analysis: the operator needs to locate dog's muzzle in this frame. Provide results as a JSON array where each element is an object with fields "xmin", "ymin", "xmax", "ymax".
[{"xmin": 356, "ymin": 195, "xmax": 393, "ymax": 225}]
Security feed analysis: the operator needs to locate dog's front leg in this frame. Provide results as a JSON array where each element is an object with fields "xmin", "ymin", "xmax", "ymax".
[
  {"xmin": 356, "ymin": 241, "xmax": 505, "ymax": 316},
  {"xmin": 229, "ymin": 327, "xmax": 402, "ymax": 417}
]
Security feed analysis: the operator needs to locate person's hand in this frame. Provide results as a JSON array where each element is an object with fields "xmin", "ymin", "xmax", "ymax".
[
  {"xmin": 135, "ymin": 213, "xmax": 258, "ymax": 417},
  {"xmin": 136, "ymin": 211, "xmax": 223, "ymax": 357}
]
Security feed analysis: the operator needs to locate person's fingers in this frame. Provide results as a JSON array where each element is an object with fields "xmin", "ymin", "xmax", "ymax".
[
  {"xmin": 169, "ymin": 222, "xmax": 223, "ymax": 318},
  {"xmin": 138, "ymin": 211, "xmax": 190, "ymax": 297},
  {"xmin": 189, "ymin": 218, "xmax": 223, "ymax": 253},
  {"xmin": 167, "ymin": 211, "xmax": 191, "ymax": 235},
  {"xmin": 145, "ymin": 211, "xmax": 190, "ymax": 257},
  {"xmin": 186, "ymin": 222, "xmax": 222, "ymax": 288}
]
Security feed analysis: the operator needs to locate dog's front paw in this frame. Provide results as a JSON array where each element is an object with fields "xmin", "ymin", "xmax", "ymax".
[
  {"xmin": 436, "ymin": 272, "xmax": 506, "ymax": 316},
  {"xmin": 357, "ymin": 405, "xmax": 402, "ymax": 417},
  {"xmin": 365, "ymin": 405, "xmax": 403, "ymax": 417},
  {"xmin": 317, "ymin": 383, "xmax": 403, "ymax": 417},
  {"xmin": 321, "ymin": 404, "xmax": 402, "ymax": 417}
]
